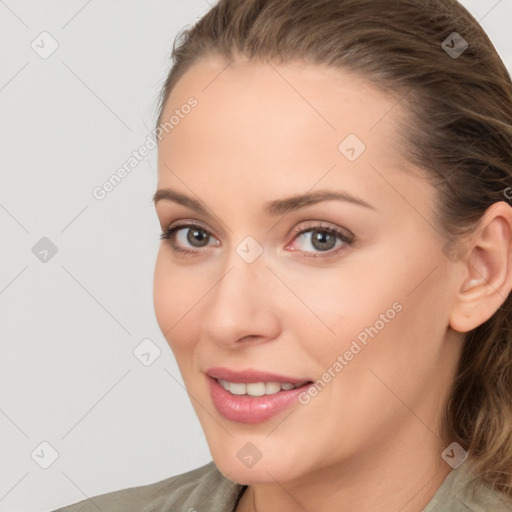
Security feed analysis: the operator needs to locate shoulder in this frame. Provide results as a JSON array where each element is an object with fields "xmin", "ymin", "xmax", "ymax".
[
  {"xmin": 424, "ymin": 462, "xmax": 512, "ymax": 512},
  {"xmin": 51, "ymin": 461, "xmax": 246, "ymax": 512}
]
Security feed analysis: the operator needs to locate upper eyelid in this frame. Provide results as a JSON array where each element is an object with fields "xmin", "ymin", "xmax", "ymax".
[
  {"xmin": 292, "ymin": 221, "xmax": 354, "ymax": 236},
  {"xmin": 157, "ymin": 201, "xmax": 356, "ymax": 235},
  {"xmin": 287, "ymin": 222, "xmax": 356, "ymax": 250},
  {"xmin": 166, "ymin": 220, "xmax": 350, "ymax": 235},
  {"xmin": 166, "ymin": 219, "xmax": 218, "ymax": 235},
  {"xmin": 156, "ymin": 207, "xmax": 228, "ymax": 238}
]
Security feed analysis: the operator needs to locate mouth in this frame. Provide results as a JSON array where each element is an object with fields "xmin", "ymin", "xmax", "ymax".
[{"xmin": 206, "ymin": 367, "xmax": 314, "ymax": 424}]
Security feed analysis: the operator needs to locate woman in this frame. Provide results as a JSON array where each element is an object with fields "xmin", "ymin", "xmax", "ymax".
[{"xmin": 53, "ymin": 0, "xmax": 512, "ymax": 510}]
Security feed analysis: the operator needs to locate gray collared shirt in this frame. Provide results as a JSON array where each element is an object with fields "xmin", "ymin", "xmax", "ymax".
[{"xmin": 51, "ymin": 460, "xmax": 512, "ymax": 511}]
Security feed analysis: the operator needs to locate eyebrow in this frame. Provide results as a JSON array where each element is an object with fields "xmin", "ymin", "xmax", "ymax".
[
  {"xmin": 153, "ymin": 189, "xmax": 210, "ymax": 216},
  {"xmin": 152, "ymin": 188, "xmax": 375, "ymax": 216},
  {"xmin": 264, "ymin": 189, "xmax": 375, "ymax": 215}
]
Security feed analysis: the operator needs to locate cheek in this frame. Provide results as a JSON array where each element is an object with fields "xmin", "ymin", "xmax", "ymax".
[
  {"xmin": 274, "ymin": 258, "xmax": 403, "ymax": 358},
  {"xmin": 153, "ymin": 250, "xmax": 205, "ymax": 349},
  {"xmin": 313, "ymin": 258, "xmax": 450, "ymax": 405},
  {"xmin": 279, "ymin": 247, "xmax": 442, "ymax": 371}
]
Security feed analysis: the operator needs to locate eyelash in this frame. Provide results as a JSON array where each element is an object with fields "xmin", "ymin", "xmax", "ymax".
[{"xmin": 159, "ymin": 222, "xmax": 355, "ymax": 259}]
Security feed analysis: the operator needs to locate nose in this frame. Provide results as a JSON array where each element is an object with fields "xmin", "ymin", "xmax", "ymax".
[{"xmin": 201, "ymin": 249, "xmax": 281, "ymax": 349}]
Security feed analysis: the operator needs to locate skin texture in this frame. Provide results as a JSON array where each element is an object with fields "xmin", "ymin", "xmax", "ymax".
[{"xmin": 153, "ymin": 56, "xmax": 512, "ymax": 512}]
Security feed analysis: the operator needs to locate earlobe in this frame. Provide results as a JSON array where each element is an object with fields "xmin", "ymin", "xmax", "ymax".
[{"xmin": 449, "ymin": 202, "xmax": 512, "ymax": 334}]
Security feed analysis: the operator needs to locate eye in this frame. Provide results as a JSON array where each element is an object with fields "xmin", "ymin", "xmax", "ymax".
[
  {"xmin": 160, "ymin": 222, "xmax": 220, "ymax": 255},
  {"xmin": 287, "ymin": 224, "xmax": 354, "ymax": 258}
]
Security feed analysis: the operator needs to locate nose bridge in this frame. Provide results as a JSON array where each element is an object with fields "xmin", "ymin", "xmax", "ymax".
[
  {"xmin": 201, "ymin": 240, "xmax": 280, "ymax": 345},
  {"xmin": 218, "ymin": 232, "xmax": 270, "ymax": 302}
]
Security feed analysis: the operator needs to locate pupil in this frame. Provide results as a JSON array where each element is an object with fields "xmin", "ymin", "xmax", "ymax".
[
  {"xmin": 312, "ymin": 230, "xmax": 335, "ymax": 251},
  {"xmin": 187, "ymin": 228, "xmax": 209, "ymax": 247}
]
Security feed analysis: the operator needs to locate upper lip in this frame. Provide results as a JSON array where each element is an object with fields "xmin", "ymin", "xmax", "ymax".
[{"xmin": 206, "ymin": 367, "xmax": 312, "ymax": 384}]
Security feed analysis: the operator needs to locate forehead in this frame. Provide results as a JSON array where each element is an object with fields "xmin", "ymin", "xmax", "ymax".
[
  {"xmin": 161, "ymin": 56, "xmax": 403, "ymax": 142},
  {"xmin": 156, "ymin": 57, "xmax": 422, "ymax": 214}
]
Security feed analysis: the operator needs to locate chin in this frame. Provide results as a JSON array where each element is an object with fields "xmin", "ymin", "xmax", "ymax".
[
  {"xmin": 209, "ymin": 443, "xmax": 305, "ymax": 485},
  {"xmin": 215, "ymin": 458, "xmax": 287, "ymax": 485}
]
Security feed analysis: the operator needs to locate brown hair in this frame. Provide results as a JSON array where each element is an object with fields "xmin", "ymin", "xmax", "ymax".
[{"xmin": 156, "ymin": 0, "xmax": 512, "ymax": 498}]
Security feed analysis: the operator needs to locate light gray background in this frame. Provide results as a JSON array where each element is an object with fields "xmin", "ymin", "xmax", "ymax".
[{"xmin": 1, "ymin": 1, "xmax": 511, "ymax": 511}]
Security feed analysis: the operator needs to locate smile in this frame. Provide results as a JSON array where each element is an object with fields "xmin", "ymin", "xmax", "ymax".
[{"xmin": 206, "ymin": 368, "xmax": 314, "ymax": 424}]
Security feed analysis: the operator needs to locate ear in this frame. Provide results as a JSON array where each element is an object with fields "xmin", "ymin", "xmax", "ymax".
[{"xmin": 449, "ymin": 201, "xmax": 512, "ymax": 333}]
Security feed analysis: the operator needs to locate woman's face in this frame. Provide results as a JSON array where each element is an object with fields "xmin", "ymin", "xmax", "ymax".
[{"xmin": 153, "ymin": 57, "xmax": 463, "ymax": 484}]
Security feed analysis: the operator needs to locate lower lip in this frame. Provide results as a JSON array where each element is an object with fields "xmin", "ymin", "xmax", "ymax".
[{"xmin": 208, "ymin": 377, "xmax": 312, "ymax": 424}]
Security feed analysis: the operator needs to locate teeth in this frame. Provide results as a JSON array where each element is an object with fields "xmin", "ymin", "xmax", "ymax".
[
  {"xmin": 229, "ymin": 382, "xmax": 246, "ymax": 395},
  {"xmin": 217, "ymin": 379, "xmax": 303, "ymax": 396},
  {"xmin": 247, "ymin": 382, "xmax": 266, "ymax": 396},
  {"xmin": 265, "ymin": 382, "xmax": 281, "ymax": 394},
  {"xmin": 218, "ymin": 379, "xmax": 231, "ymax": 391}
]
